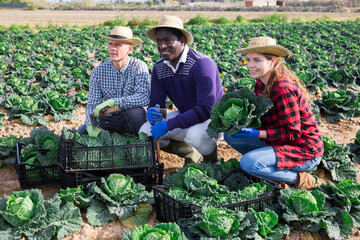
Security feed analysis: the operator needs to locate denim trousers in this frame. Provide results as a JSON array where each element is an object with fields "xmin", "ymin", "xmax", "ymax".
[{"xmin": 224, "ymin": 133, "xmax": 322, "ymax": 184}]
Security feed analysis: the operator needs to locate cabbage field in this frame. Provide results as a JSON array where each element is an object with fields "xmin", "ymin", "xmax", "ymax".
[{"xmin": 0, "ymin": 20, "xmax": 360, "ymax": 239}]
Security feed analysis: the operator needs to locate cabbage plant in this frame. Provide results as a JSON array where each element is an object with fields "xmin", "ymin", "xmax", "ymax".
[
  {"xmin": 86, "ymin": 173, "xmax": 153, "ymax": 227},
  {"xmin": 0, "ymin": 189, "xmax": 82, "ymax": 240},
  {"xmin": 207, "ymin": 87, "xmax": 273, "ymax": 137},
  {"xmin": 122, "ymin": 222, "xmax": 187, "ymax": 240}
]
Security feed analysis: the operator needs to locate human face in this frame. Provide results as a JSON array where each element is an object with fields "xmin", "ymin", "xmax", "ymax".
[
  {"xmin": 155, "ymin": 28, "xmax": 185, "ymax": 67},
  {"xmin": 246, "ymin": 53, "xmax": 275, "ymax": 84},
  {"xmin": 108, "ymin": 40, "xmax": 133, "ymax": 69}
]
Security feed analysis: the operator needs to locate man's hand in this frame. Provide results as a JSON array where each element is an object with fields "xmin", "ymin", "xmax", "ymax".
[
  {"xmin": 94, "ymin": 99, "xmax": 115, "ymax": 118},
  {"xmin": 147, "ymin": 104, "xmax": 163, "ymax": 124},
  {"xmin": 151, "ymin": 120, "xmax": 169, "ymax": 140},
  {"xmin": 231, "ymin": 128, "xmax": 260, "ymax": 138},
  {"xmin": 86, "ymin": 125, "xmax": 101, "ymax": 137}
]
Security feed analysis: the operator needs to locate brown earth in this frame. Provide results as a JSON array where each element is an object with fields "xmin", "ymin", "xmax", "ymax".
[
  {"xmin": 0, "ymin": 9, "xmax": 359, "ymax": 28},
  {"xmin": 1, "ymin": 102, "xmax": 360, "ymax": 239}
]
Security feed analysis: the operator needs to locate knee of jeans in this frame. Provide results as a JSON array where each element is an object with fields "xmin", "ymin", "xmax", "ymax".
[{"xmin": 240, "ymin": 154, "xmax": 264, "ymax": 175}]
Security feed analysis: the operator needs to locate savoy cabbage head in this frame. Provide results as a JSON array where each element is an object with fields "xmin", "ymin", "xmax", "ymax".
[
  {"xmin": 121, "ymin": 222, "xmax": 188, "ymax": 240},
  {"xmin": 0, "ymin": 189, "xmax": 82, "ymax": 240},
  {"xmin": 207, "ymin": 87, "xmax": 273, "ymax": 137}
]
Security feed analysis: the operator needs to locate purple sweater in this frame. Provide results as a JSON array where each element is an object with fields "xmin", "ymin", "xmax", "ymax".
[{"xmin": 149, "ymin": 48, "xmax": 224, "ymax": 131}]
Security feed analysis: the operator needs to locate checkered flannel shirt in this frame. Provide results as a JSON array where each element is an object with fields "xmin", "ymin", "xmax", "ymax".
[
  {"xmin": 85, "ymin": 58, "xmax": 150, "ymax": 126},
  {"xmin": 254, "ymin": 76, "xmax": 324, "ymax": 170}
]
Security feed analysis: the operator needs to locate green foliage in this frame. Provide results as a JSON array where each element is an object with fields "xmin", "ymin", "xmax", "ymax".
[
  {"xmin": 122, "ymin": 222, "xmax": 187, "ymax": 240},
  {"xmin": 178, "ymin": 206, "xmax": 259, "ymax": 239},
  {"xmin": 0, "ymin": 189, "xmax": 82, "ymax": 239},
  {"xmin": 86, "ymin": 173, "xmax": 153, "ymax": 226},
  {"xmin": 235, "ymin": 15, "xmax": 247, "ymax": 23},
  {"xmin": 314, "ymin": 90, "xmax": 360, "ymax": 123},
  {"xmin": 207, "ymin": 87, "xmax": 273, "ymax": 138},
  {"xmin": 186, "ymin": 14, "xmax": 209, "ymax": 25},
  {"xmin": 59, "ymin": 185, "xmax": 94, "ymax": 209},
  {"xmin": 164, "ymin": 163, "xmax": 273, "ymax": 208},
  {"xmin": 321, "ymin": 136, "xmax": 358, "ymax": 182},
  {"xmin": 209, "ymin": 17, "xmax": 232, "ymax": 25}
]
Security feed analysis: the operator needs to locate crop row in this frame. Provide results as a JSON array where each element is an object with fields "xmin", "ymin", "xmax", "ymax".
[{"xmin": 0, "ymin": 20, "xmax": 359, "ymax": 126}]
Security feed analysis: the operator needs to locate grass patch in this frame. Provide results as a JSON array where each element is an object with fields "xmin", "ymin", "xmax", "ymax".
[
  {"xmin": 249, "ymin": 13, "xmax": 289, "ymax": 23},
  {"xmin": 209, "ymin": 17, "xmax": 233, "ymax": 25},
  {"xmin": 186, "ymin": 14, "xmax": 210, "ymax": 25}
]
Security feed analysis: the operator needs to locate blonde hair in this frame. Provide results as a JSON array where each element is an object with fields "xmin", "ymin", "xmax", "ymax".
[{"xmin": 262, "ymin": 54, "xmax": 309, "ymax": 102}]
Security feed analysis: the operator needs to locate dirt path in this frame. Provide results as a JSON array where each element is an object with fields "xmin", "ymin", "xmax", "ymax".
[{"xmin": 0, "ymin": 9, "xmax": 359, "ymax": 27}]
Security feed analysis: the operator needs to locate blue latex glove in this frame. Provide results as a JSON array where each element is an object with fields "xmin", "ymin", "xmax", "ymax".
[
  {"xmin": 86, "ymin": 125, "xmax": 101, "ymax": 138},
  {"xmin": 231, "ymin": 128, "xmax": 260, "ymax": 138},
  {"xmin": 151, "ymin": 120, "xmax": 169, "ymax": 140},
  {"xmin": 147, "ymin": 104, "xmax": 163, "ymax": 124},
  {"xmin": 94, "ymin": 99, "xmax": 115, "ymax": 118}
]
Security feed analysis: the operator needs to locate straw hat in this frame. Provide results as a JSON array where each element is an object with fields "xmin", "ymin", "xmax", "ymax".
[
  {"xmin": 100, "ymin": 26, "xmax": 142, "ymax": 45},
  {"xmin": 146, "ymin": 15, "xmax": 194, "ymax": 45},
  {"xmin": 236, "ymin": 37, "xmax": 290, "ymax": 57}
]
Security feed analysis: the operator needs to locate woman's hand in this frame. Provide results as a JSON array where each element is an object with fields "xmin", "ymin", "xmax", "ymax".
[{"xmin": 231, "ymin": 128, "xmax": 260, "ymax": 138}]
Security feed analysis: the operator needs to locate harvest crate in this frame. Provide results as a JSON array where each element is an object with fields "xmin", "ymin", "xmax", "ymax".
[
  {"xmin": 153, "ymin": 168, "xmax": 280, "ymax": 223},
  {"xmin": 58, "ymin": 135, "xmax": 157, "ymax": 172},
  {"xmin": 15, "ymin": 142, "xmax": 60, "ymax": 189},
  {"xmin": 60, "ymin": 163, "xmax": 164, "ymax": 192}
]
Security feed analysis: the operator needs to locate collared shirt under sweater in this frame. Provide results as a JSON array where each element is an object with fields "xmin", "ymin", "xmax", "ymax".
[{"xmin": 149, "ymin": 48, "xmax": 224, "ymax": 131}]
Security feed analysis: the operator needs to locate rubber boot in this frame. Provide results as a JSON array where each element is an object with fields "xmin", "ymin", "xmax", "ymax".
[
  {"xmin": 202, "ymin": 147, "xmax": 219, "ymax": 164},
  {"xmin": 161, "ymin": 140, "xmax": 203, "ymax": 166},
  {"xmin": 292, "ymin": 172, "xmax": 316, "ymax": 190}
]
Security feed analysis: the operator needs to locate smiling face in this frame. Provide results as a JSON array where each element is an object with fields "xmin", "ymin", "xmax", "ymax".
[
  {"xmin": 108, "ymin": 40, "xmax": 133, "ymax": 70},
  {"xmin": 246, "ymin": 53, "xmax": 276, "ymax": 84},
  {"xmin": 155, "ymin": 28, "xmax": 186, "ymax": 67}
]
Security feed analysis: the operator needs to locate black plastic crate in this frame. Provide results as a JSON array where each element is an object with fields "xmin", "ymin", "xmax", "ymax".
[
  {"xmin": 153, "ymin": 167, "xmax": 280, "ymax": 223},
  {"xmin": 58, "ymin": 135, "xmax": 157, "ymax": 172},
  {"xmin": 60, "ymin": 163, "xmax": 164, "ymax": 192},
  {"xmin": 15, "ymin": 142, "xmax": 60, "ymax": 189}
]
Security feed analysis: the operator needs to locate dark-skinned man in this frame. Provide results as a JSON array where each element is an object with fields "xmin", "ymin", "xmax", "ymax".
[{"xmin": 139, "ymin": 15, "xmax": 224, "ymax": 165}]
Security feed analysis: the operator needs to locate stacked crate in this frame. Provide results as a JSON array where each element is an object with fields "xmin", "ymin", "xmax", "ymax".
[
  {"xmin": 57, "ymin": 135, "xmax": 163, "ymax": 191},
  {"xmin": 153, "ymin": 167, "xmax": 280, "ymax": 222},
  {"xmin": 15, "ymin": 142, "xmax": 60, "ymax": 189}
]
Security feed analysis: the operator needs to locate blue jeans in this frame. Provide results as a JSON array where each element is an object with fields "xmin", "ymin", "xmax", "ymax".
[{"xmin": 224, "ymin": 134, "xmax": 322, "ymax": 184}]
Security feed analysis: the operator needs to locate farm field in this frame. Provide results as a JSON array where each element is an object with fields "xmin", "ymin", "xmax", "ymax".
[
  {"xmin": 0, "ymin": 12, "xmax": 360, "ymax": 239},
  {"xmin": 0, "ymin": 9, "xmax": 360, "ymax": 27}
]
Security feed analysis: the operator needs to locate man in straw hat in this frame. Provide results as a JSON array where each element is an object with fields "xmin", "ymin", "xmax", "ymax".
[
  {"xmin": 78, "ymin": 26, "xmax": 150, "ymax": 137},
  {"xmin": 224, "ymin": 36, "xmax": 324, "ymax": 190},
  {"xmin": 139, "ymin": 15, "xmax": 224, "ymax": 166}
]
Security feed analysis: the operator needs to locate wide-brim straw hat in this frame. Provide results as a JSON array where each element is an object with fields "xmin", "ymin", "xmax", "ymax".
[
  {"xmin": 236, "ymin": 37, "xmax": 290, "ymax": 57},
  {"xmin": 146, "ymin": 15, "xmax": 194, "ymax": 45},
  {"xmin": 100, "ymin": 26, "xmax": 142, "ymax": 45}
]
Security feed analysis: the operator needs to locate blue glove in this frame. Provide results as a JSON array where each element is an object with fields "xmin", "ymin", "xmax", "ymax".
[
  {"xmin": 86, "ymin": 125, "xmax": 101, "ymax": 138},
  {"xmin": 151, "ymin": 120, "xmax": 169, "ymax": 140},
  {"xmin": 231, "ymin": 128, "xmax": 260, "ymax": 138},
  {"xmin": 147, "ymin": 104, "xmax": 163, "ymax": 124}
]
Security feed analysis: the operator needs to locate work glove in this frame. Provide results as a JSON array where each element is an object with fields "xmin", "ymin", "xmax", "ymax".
[
  {"xmin": 86, "ymin": 125, "xmax": 101, "ymax": 138},
  {"xmin": 151, "ymin": 120, "xmax": 169, "ymax": 140},
  {"xmin": 231, "ymin": 128, "xmax": 260, "ymax": 138},
  {"xmin": 94, "ymin": 99, "xmax": 115, "ymax": 118},
  {"xmin": 147, "ymin": 104, "xmax": 163, "ymax": 124}
]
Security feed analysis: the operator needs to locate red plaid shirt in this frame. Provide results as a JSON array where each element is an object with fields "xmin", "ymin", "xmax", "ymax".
[{"xmin": 254, "ymin": 76, "xmax": 324, "ymax": 170}]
